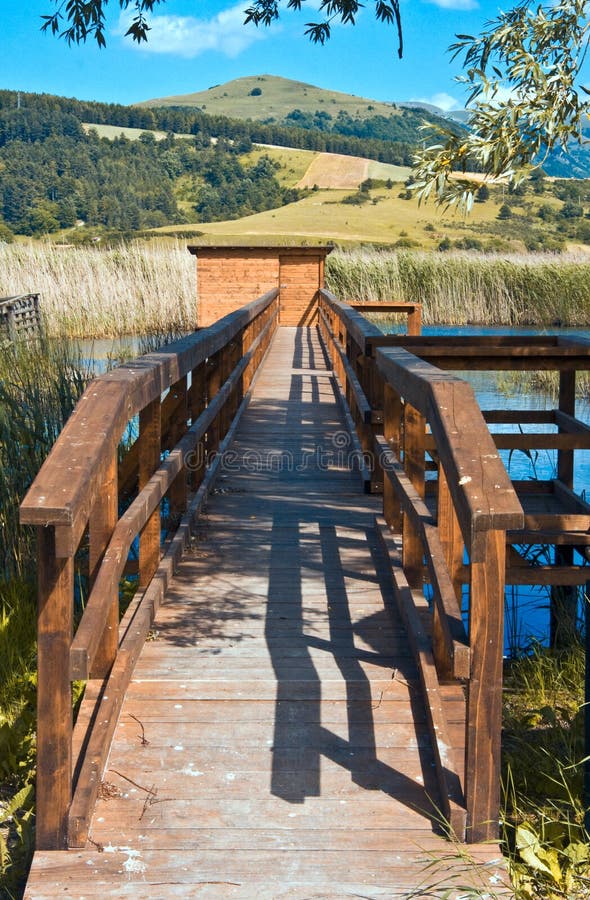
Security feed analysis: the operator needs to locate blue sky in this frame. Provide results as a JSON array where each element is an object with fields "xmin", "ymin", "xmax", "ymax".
[{"xmin": 1, "ymin": 1, "xmax": 509, "ymax": 109}]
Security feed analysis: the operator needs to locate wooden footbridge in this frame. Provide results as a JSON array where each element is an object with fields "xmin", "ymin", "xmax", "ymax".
[{"xmin": 20, "ymin": 254, "xmax": 590, "ymax": 897}]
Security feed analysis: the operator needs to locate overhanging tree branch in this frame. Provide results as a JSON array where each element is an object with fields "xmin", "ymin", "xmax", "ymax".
[
  {"xmin": 413, "ymin": 0, "xmax": 590, "ymax": 210},
  {"xmin": 43, "ymin": 0, "xmax": 404, "ymax": 55}
]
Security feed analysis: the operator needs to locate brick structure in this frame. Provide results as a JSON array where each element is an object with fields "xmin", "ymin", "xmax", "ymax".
[{"xmin": 188, "ymin": 245, "xmax": 333, "ymax": 327}]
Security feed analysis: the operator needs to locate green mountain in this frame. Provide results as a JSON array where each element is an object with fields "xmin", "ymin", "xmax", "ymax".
[
  {"xmin": 137, "ymin": 74, "xmax": 403, "ymax": 120},
  {"xmin": 137, "ymin": 74, "xmax": 459, "ymax": 148},
  {"xmin": 139, "ymin": 75, "xmax": 590, "ymax": 178}
]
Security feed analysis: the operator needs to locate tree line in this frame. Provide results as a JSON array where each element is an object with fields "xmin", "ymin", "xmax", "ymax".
[
  {"xmin": 0, "ymin": 89, "xmax": 445, "ymax": 165},
  {"xmin": 0, "ymin": 89, "xmax": 457, "ymax": 237},
  {"xmin": 0, "ymin": 92, "xmax": 305, "ymax": 236}
]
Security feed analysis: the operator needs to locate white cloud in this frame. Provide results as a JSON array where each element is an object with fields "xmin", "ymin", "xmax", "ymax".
[
  {"xmin": 425, "ymin": 0, "xmax": 478, "ymax": 9},
  {"xmin": 411, "ymin": 92, "xmax": 461, "ymax": 111},
  {"xmin": 480, "ymin": 84, "xmax": 519, "ymax": 105},
  {"xmin": 116, "ymin": 5, "xmax": 268, "ymax": 58}
]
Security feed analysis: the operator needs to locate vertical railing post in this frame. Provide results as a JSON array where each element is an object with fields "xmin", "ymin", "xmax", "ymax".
[
  {"xmin": 218, "ymin": 346, "xmax": 231, "ymax": 442},
  {"xmin": 36, "ymin": 526, "xmax": 74, "ymax": 850},
  {"xmin": 465, "ymin": 527, "xmax": 506, "ymax": 842},
  {"xmin": 206, "ymin": 352, "xmax": 222, "ymax": 460},
  {"xmin": 138, "ymin": 397, "xmax": 161, "ymax": 589},
  {"xmin": 366, "ymin": 356, "xmax": 384, "ymax": 493},
  {"xmin": 168, "ymin": 376, "xmax": 188, "ymax": 522},
  {"xmin": 188, "ymin": 362, "xmax": 207, "ymax": 490},
  {"xmin": 552, "ymin": 369, "xmax": 577, "ymax": 646},
  {"xmin": 408, "ymin": 304, "xmax": 421, "ymax": 336},
  {"xmin": 403, "ymin": 401, "xmax": 425, "ymax": 588},
  {"xmin": 435, "ymin": 465, "xmax": 464, "ymax": 679},
  {"xmin": 89, "ymin": 454, "xmax": 119, "ymax": 677},
  {"xmin": 383, "ymin": 383, "xmax": 402, "ymax": 532}
]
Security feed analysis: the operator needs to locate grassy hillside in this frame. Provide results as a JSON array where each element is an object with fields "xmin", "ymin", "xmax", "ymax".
[
  {"xmin": 296, "ymin": 153, "xmax": 410, "ymax": 188},
  {"xmin": 138, "ymin": 74, "xmax": 401, "ymax": 121},
  {"xmin": 154, "ymin": 166, "xmax": 590, "ymax": 254},
  {"xmin": 82, "ymin": 123, "xmax": 193, "ymax": 141},
  {"xmin": 150, "ymin": 184, "xmax": 509, "ymax": 248}
]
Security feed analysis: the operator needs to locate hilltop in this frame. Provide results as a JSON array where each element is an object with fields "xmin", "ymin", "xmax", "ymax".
[
  {"xmin": 138, "ymin": 75, "xmax": 590, "ymax": 179},
  {"xmin": 138, "ymin": 74, "xmax": 405, "ymax": 121}
]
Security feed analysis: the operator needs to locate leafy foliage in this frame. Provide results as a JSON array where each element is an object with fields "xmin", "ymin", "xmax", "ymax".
[
  {"xmin": 502, "ymin": 644, "xmax": 590, "ymax": 898},
  {"xmin": 244, "ymin": 0, "xmax": 403, "ymax": 57},
  {"xmin": 0, "ymin": 91, "xmax": 309, "ymax": 235},
  {"xmin": 42, "ymin": 0, "xmax": 166, "ymax": 47},
  {"xmin": 43, "ymin": 0, "xmax": 405, "ymax": 56},
  {"xmin": 413, "ymin": 0, "xmax": 590, "ymax": 210}
]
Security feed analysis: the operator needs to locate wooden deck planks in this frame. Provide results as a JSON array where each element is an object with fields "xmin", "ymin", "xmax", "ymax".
[{"xmin": 25, "ymin": 327, "xmax": 511, "ymax": 899}]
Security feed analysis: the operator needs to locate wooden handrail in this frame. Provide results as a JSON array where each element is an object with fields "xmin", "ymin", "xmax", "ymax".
[
  {"xmin": 20, "ymin": 290, "xmax": 279, "ymax": 851},
  {"xmin": 69, "ymin": 320, "xmax": 273, "ymax": 680},
  {"xmin": 318, "ymin": 289, "xmax": 524, "ymax": 843},
  {"xmin": 375, "ymin": 346, "xmax": 522, "ymax": 539},
  {"xmin": 21, "ymin": 292, "xmax": 276, "ymax": 546}
]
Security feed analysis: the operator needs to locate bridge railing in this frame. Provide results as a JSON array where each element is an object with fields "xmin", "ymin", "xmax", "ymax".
[
  {"xmin": 0, "ymin": 292, "xmax": 42, "ymax": 344},
  {"xmin": 20, "ymin": 290, "xmax": 279, "ymax": 851},
  {"xmin": 319, "ymin": 289, "xmax": 524, "ymax": 841}
]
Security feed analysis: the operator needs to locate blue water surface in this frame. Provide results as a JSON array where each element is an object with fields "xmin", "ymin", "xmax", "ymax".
[{"xmin": 378, "ymin": 322, "xmax": 590, "ymax": 653}]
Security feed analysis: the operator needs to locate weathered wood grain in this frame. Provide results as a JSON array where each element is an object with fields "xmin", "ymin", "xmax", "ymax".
[{"xmin": 25, "ymin": 325, "xmax": 508, "ymax": 897}]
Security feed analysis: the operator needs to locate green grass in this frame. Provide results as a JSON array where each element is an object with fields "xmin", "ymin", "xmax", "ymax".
[
  {"xmin": 0, "ymin": 580, "xmax": 36, "ymax": 900},
  {"xmin": 157, "ymin": 178, "xmax": 588, "ymax": 254},
  {"xmin": 82, "ymin": 123, "xmax": 194, "ymax": 141},
  {"xmin": 137, "ymin": 74, "xmax": 402, "ymax": 121},
  {"xmin": 0, "ymin": 336, "xmax": 92, "ymax": 580},
  {"xmin": 0, "ymin": 335, "xmax": 92, "ymax": 898},
  {"xmin": 501, "ymin": 643, "xmax": 590, "ymax": 899},
  {"xmin": 239, "ymin": 145, "xmax": 318, "ymax": 187}
]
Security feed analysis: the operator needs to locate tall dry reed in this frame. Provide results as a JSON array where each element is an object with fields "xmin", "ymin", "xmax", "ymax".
[
  {"xmin": 0, "ymin": 241, "xmax": 196, "ymax": 338},
  {"xmin": 1, "ymin": 243, "xmax": 589, "ymax": 337},
  {"xmin": 326, "ymin": 249, "xmax": 590, "ymax": 325}
]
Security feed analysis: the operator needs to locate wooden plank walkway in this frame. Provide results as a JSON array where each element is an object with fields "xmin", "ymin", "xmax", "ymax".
[{"xmin": 26, "ymin": 328, "xmax": 511, "ymax": 898}]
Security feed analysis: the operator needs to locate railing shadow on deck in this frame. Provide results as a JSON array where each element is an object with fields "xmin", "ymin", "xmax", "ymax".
[
  {"xmin": 19, "ymin": 290, "xmax": 280, "ymax": 851},
  {"xmin": 318, "ymin": 289, "xmax": 590, "ymax": 843},
  {"xmin": 319, "ymin": 290, "xmax": 526, "ymax": 842},
  {"xmin": 21, "ymin": 281, "xmax": 587, "ymax": 858}
]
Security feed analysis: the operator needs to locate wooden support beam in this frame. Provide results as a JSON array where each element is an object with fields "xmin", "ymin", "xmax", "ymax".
[
  {"xmin": 138, "ymin": 397, "xmax": 162, "ymax": 590},
  {"xmin": 88, "ymin": 454, "xmax": 118, "ymax": 679},
  {"xmin": 168, "ymin": 375, "xmax": 188, "ymax": 523},
  {"xmin": 383, "ymin": 383, "xmax": 402, "ymax": 532},
  {"xmin": 376, "ymin": 435, "xmax": 469, "ymax": 680},
  {"xmin": 465, "ymin": 529, "xmax": 506, "ymax": 843},
  {"xmin": 436, "ymin": 466, "xmax": 465, "ymax": 681},
  {"xmin": 403, "ymin": 401, "xmax": 425, "ymax": 588},
  {"xmin": 36, "ymin": 526, "xmax": 73, "ymax": 850}
]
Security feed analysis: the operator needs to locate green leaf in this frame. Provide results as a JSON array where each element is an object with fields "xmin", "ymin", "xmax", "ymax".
[{"xmin": 516, "ymin": 824, "xmax": 558, "ymax": 878}]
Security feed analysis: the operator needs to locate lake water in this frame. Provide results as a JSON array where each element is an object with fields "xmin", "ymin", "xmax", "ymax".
[
  {"xmin": 85, "ymin": 325, "xmax": 589, "ymax": 654},
  {"xmin": 376, "ymin": 323, "xmax": 590, "ymax": 653}
]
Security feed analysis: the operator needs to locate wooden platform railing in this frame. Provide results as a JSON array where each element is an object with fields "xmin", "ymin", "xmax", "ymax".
[
  {"xmin": 0, "ymin": 292, "xmax": 41, "ymax": 343},
  {"xmin": 366, "ymin": 333, "xmax": 590, "ymax": 648},
  {"xmin": 349, "ymin": 301, "xmax": 422, "ymax": 336},
  {"xmin": 319, "ymin": 290, "xmax": 524, "ymax": 841},
  {"xmin": 20, "ymin": 290, "xmax": 279, "ymax": 851}
]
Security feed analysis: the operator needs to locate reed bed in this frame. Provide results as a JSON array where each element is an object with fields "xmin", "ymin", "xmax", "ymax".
[
  {"xmin": 1, "ymin": 242, "xmax": 589, "ymax": 337},
  {"xmin": 0, "ymin": 241, "xmax": 196, "ymax": 339},
  {"xmin": 0, "ymin": 336, "xmax": 91, "ymax": 581},
  {"xmin": 326, "ymin": 249, "xmax": 590, "ymax": 326}
]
